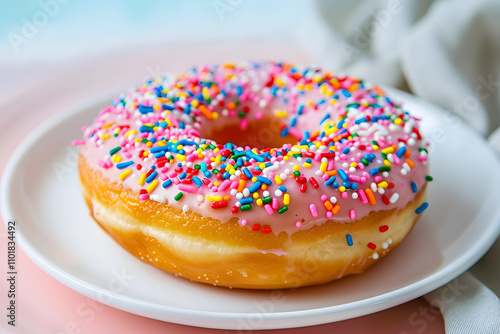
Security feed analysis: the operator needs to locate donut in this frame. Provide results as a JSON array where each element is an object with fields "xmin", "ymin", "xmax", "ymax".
[{"xmin": 75, "ymin": 62, "xmax": 431, "ymax": 289}]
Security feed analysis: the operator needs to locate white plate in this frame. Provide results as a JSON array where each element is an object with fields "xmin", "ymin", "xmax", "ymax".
[{"xmin": 2, "ymin": 88, "xmax": 500, "ymax": 330}]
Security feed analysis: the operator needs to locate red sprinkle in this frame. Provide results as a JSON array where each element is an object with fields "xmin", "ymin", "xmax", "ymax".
[
  {"xmin": 251, "ymin": 224, "xmax": 261, "ymax": 231},
  {"xmin": 367, "ymin": 242, "xmax": 377, "ymax": 250},
  {"xmin": 300, "ymin": 184, "xmax": 307, "ymax": 193},
  {"xmin": 309, "ymin": 177, "xmax": 319, "ymax": 189},
  {"xmin": 262, "ymin": 227, "xmax": 272, "ymax": 234},
  {"xmin": 382, "ymin": 195, "xmax": 390, "ymax": 205},
  {"xmin": 231, "ymin": 206, "xmax": 239, "ymax": 214},
  {"xmin": 379, "ymin": 225, "xmax": 389, "ymax": 232},
  {"xmin": 295, "ymin": 176, "xmax": 307, "ymax": 184},
  {"xmin": 211, "ymin": 200, "xmax": 227, "ymax": 209}
]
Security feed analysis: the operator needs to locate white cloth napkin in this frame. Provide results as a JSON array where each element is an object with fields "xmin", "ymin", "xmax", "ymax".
[{"xmin": 298, "ymin": 0, "xmax": 500, "ymax": 332}]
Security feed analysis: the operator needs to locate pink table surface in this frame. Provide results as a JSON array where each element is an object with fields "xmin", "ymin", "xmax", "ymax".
[{"xmin": 0, "ymin": 42, "xmax": 444, "ymax": 334}]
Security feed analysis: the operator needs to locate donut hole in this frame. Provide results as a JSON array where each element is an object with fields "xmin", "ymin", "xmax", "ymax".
[{"xmin": 202, "ymin": 117, "xmax": 299, "ymax": 149}]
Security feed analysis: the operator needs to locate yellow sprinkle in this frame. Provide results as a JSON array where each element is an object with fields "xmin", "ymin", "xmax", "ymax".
[
  {"xmin": 214, "ymin": 182, "xmax": 220, "ymax": 186},
  {"xmin": 350, "ymin": 162, "xmax": 358, "ymax": 168},
  {"xmin": 274, "ymin": 110, "xmax": 288, "ymax": 118},
  {"xmin": 134, "ymin": 138, "xmax": 140, "ymax": 142},
  {"xmin": 153, "ymin": 104, "xmax": 161, "ymax": 110},
  {"xmin": 124, "ymin": 130, "xmax": 137, "ymax": 137},
  {"xmin": 212, "ymin": 112, "xmax": 219, "ymax": 120},
  {"xmin": 275, "ymin": 175, "xmax": 282, "ymax": 185},
  {"xmin": 256, "ymin": 199, "xmax": 263, "ymax": 206},
  {"xmin": 138, "ymin": 173, "xmax": 146, "ymax": 186},
  {"xmin": 283, "ymin": 156, "xmax": 289, "ymax": 161},
  {"xmin": 274, "ymin": 77, "xmax": 285, "ymax": 86},
  {"xmin": 320, "ymin": 161, "xmax": 328, "ymax": 172},
  {"xmin": 303, "ymin": 162, "xmax": 311, "ymax": 168},
  {"xmin": 147, "ymin": 180, "xmax": 159, "ymax": 194},
  {"xmin": 297, "ymin": 83, "xmax": 304, "ymax": 90},
  {"xmin": 100, "ymin": 134, "xmax": 110, "ymax": 140},
  {"xmin": 176, "ymin": 154, "xmax": 186, "ymax": 161},
  {"xmin": 330, "ymin": 99, "xmax": 338, "ymax": 106},
  {"xmin": 394, "ymin": 118, "xmax": 403, "ymax": 125},
  {"xmin": 382, "ymin": 147, "xmax": 395, "ymax": 154},
  {"xmin": 112, "ymin": 154, "xmax": 122, "ymax": 163},
  {"xmin": 384, "ymin": 160, "xmax": 391, "ymax": 166},
  {"xmin": 146, "ymin": 142, "xmax": 153, "ymax": 148},
  {"xmin": 305, "ymin": 83, "xmax": 313, "ymax": 91},
  {"xmin": 119, "ymin": 169, "xmax": 132, "ymax": 181},
  {"xmin": 372, "ymin": 145, "xmax": 379, "ymax": 150},
  {"xmin": 293, "ymin": 164, "xmax": 300, "ymax": 171},
  {"xmin": 339, "ymin": 186, "xmax": 346, "ymax": 192},
  {"xmin": 253, "ymin": 193, "xmax": 259, "ymax": 199},
  {"xmin": 215, "ymin": 155, "xmax": 222, "ymax": 164},
  {"xmin": 378, "ymin": 181, "xmax": 388, "ymax": 188},
  {"xmin": 206, "ymin": 195, "xmax": 223, "ymax": 202},
  {"xmin": 252, "ymin": 176, "xmax": 257, "ymax": 182},
  {"xmin": 283, "ymin": 194, "xmax": 290, "ymax": 205},
  {"xmin": 143, "ymin": 151, "xmax": 149, "ymax": 157}
]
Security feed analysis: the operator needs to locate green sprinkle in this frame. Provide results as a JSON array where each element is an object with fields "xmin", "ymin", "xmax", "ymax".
[
  {"xmin": 361, "ymin": 158, "xmax": 369, "ymax": 166},
  {"xmin": 174, "ymin": 192, "xmax": 183, "ymax": 201},
  {"xmin": 262, "ymin": 196, "xmax": 272, "ymax": 204},
  {"xmin": 213, "ymin": 169, "xmax": 219, "ymax": 174},
  {"xmin": 241, "ymin": 204, "xmax": 252, "ymax": 211},
  {"xmin": 109, "ymin": 146, "xmax": 121, "ymax": 156},
  {"xmin": 293, "ymin": 153, "xmax": 302, "ymax": 158},
  {"xmin": 425, "ymin": 175, "xmax": 433, "ymax": 181},
  {"xmin": 234, "ymin": 99, "xmax": 240, "ymax": 106},
  {"xmin": 379, "ymin": 166, "xmax": 391, "ymax": 172},
  {"xmin": 230, "ymin": 153, "xmax": 245, "ymax": 160},
  {"xmin": 381, "ymin": 153, "xmax": 387, "ymax": 159},
  {"xmin": 141, "ymin": 138, "xmax": 148, "ymax": 143},
  {"xmin": 371, "ymin": 140, "xmax": 378, "ymax": 146},
  {"xmin": 238, "ymin": 111, "xmax": 246, "ymax": 118},
  {"xmin": 293, "ymin": 171, "xmax": 300, "ymax": 177},
  {"xmin": 194, "ymin": 164, "xmax": 201, "ymax": 170},
  {"xmin": 278, "ymin": 206, "xmax": 288, "ymax": 214}
]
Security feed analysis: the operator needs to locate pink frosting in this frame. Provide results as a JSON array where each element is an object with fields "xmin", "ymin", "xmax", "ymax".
[{"xmin": 77, "ymin": 62, "xmax": 430, "ymax": 236}]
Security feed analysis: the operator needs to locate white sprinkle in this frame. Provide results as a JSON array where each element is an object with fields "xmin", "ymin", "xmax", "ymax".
[
  {"xmin": 352, "ymin": 193, "xmax": 358, "ymax": 199},
  {"xmin": 275, "ymin": 190, "xmax": 283, "ymax": 197},
  {"xmin": 330, "ymin": 196, "xmax": 337, "ymax": 204},
  {"xmin": 197, "ymin": 195, "xmax": 204, "ymax": 203},
  {"xmin": 372, "ymin": 252, "xmax": 379, "ymax": 260},
  {"xmin": 182, "ymin": 205, "xmax": 189, "ymax": 213},
  {"xmin": 150, "ymin": 195, "xmax": 166, "ymax": 203},
  {"xmin": 382, "ymin": 242, "xmax": 389, "ymax": 249},
  {"xmin": 389, "ymin": 193, "xmax": 399, "ymax": 203}
]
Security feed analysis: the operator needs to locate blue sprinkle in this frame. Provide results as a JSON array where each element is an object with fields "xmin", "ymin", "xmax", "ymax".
[
  {"xmin": 320, "ymin": 113, "xmax": 331, "ymax": 125},
  {"xmin": 415, "ymin": 202, "xmax": 429, "ymax": 214},
  {"xmin": 279, "ymin": 186, "xmax": 287, "ymax": 193},
  {"xmin": 150, "ymin": 146, "xmax": 167, "ymax": 153},
  {"xmin": 246, "ymin": 151, "xmax": 265, "ymax": 162},
  {"xmin": 290, "ymin": 117, "xmax": 297, "ymax": 127},
  {"xmin": 248, "ymin": 181, "xmax": 262, "ymax": 193},
  {"xmin": 325, "ymin": 176, "xmax": 336, "ymax": 186},
  {"xmin": 203, "ymin": 171, "xmax": 212, "ymax": 178},
  {"xmin": 338, "ymin": 170, "xmax": 349, "ymax": 182},
  {"xmin": 280, "ymin": 127, "xmax": 288, "ymax": 137},
  {"xmin": 139, "ymin": 125, "xmax": 154, "ymax": 133},
  {"xmin": 346, "ymin": 234, "xmax": 353, "ymax": 246},
  {"xmin": 162, "ymin": 104, "xmax": 174, "ymax": 110},
  {"xmin": 162, "ymin": 179, "xmax": 173, "ymax": 188},
  {"xmin": 178, "ymin": 172, "xmax": 187, "ymax": 180},
  {"xmin": 116, "ymin": 161, "xmax": 133, "ymax": 169},
  {"xmin": 342, "ymin": 181, "xmax": 352, "ymax": 189},
  {"xmin": 243, "ymin": 167, "xmax": 252, "ymax": 179},
  {"xmin": 236, "ymin": 86, "xmax": 243, "ymax": 96},
  {"xmin": 138, "ymin": 105, "xmax": 154, "ymax": 114},
  {"xmin": 411, "ymin": 182, "xmax": 418, "ymax": 193},
  {"xmin": 397, "ymin": 146, "xmax": 407, "ymax": 158},
  {"xmin": 200, "ymin": 162, "xmax": 208, "ymax": 171},
  {"xmin": 223, "ymin": 171, "xmax": 230, "ymax": 179},
  {"xmin": 192, "ymin": 177, "xmax": 202, "ymax": 188},
  {"xmin": 145, "ymin": 171, "xmax": 158, "ymax": 183},
  {"xmin": 332, "ymin": 182, "xmax": 339, "ymax": 189},
  {"xmin": 354, "ymin": 117, "xmax": 367, "ymax": 124},
  {"xmin": 256, "ymin": 176, "xmax": 272, "ymax": 185},
  {"xmin": 342, "ymin": 147, "xmax": 350, "ymax": 154},
  {"xmin": 239, "ymin": 197, "xmax": 254, "ymax": 205},
  {"xmin": 351, "ymin": 182, "xmax": 358, "ymax": 190},
  {"xmin": 154, "ymin": 152, "xmax": 165, "ymax": 159},
  {"xmin": 298, "ymin": 105, "xmax": 304, "ymax": 115},
  {"xmin": 369, "ymin": 168, "xmax": 380, "ymax": 175},
  {"xmin": 341, "ymin": 89, "xmax": 352, "ymax": 97}
]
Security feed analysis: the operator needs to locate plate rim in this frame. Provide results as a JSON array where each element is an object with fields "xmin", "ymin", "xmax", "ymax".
[{"xmin": 2, "ymin": 88, "xmax": 500, "ymax": 329}]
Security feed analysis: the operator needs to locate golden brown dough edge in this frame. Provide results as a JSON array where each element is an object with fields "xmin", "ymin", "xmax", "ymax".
[{"xmin": 79, "ymin": 152, "xmax": 426, "ymax": 289}]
